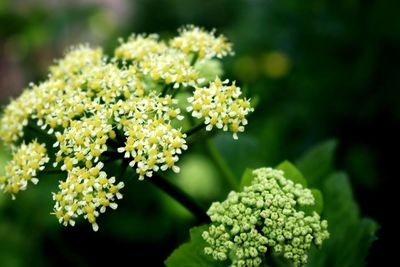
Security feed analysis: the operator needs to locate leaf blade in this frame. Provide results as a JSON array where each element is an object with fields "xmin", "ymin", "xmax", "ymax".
[
  {"xmin": 276, "ymin": 160, "xmax": 307, "ymax": 187},
  {"xmin": 238, "ymin": 168, "xmax": 254, "ymax": 190},
  {"xmin": 296, "ymin": 140, "xmax": 337, "ymax": 187},
  {"xmin": 165, "ymin": 225, "xmax": 227, "ymax": 267}
]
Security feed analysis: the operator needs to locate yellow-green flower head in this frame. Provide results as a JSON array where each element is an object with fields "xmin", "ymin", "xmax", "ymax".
[
  {"xmin": 50, "ymin": 45, "xmax": 104, "ymax": 79},
  {"xmin": 0, "ymin": 89, "xmax": 37, "ymax": 144},
  {"xmin": 53, "ymin": 162, "xmax": 124, "ymax": 231},
  {"xmin": 114, "ymin": 34, "xmax": 167, "ymax": 62},
  {"xmin": 202, "ymin": 167, "xmax": 329, "ymax": 267},
  {"xmin": 187, "ymin": 78, "xmax": 254, "ymax": 139},
  {"xmin": 0, "ymin": 25, "xmax": 253, "ymax": 231},
  {"xmin": 118, "ymin": 119, "xmax": 188, "ymax": 180},
  {"xmin": 171, "ymin": 25, "xmax": 233, "ymax": 60},
  {"xmin": 112, "ymin": 93, "xmax": 187, "ymax": 180},
  {"xmin": 140, "ymin": 48, "xmax": 201, "ymax": 88},
  {"xmin": 53, "ymin": 114, "xmax": 113, "ymax": 170},
  {"xmin": 0, "ymin": 141, "xmax": 49, "ymax": 198}
]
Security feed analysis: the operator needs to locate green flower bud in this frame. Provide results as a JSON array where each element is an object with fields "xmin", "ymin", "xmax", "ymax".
[{"xmin": 203, "ymin": 167, "xmax": 329, "ymax": 266}]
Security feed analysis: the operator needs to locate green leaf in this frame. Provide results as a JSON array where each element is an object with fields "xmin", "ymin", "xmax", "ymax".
[
  {"xmin": 310, "ymin": 189, "xmax": 323, "ymax": 214},
  {"xmin": 212, "ymin": 133, "xmax": 265, "ymax": 181},
  {"xmin": 238, "ymin": 168, "xmax": 254, "ymax": 190},
  {"xmin": 296, "ymin": 139, "xmax": 337, "ymax": 187},
  {"xmin": 165, "ymin": 225, "xmax": 227, "ymax": 267},
  {"xmin": 307, "ymin": 172, "xmax": 379, "ymax": 267},
  {"xmin": 276, "ymin": 160, "xmax": 307, "ymax": 187},
  {"xmin": 299, "ymin": 188, "xmax": 323, "ymax": 215}
]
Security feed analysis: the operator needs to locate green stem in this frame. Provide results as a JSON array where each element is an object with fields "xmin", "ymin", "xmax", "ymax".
[
  {"xmin": 107, "ymin": 137, "xmax": 121, "ymax": 149},
  {"xmin": 41, "ymin": 169, "xmax": 66, "ymax": 175},
  {"xmin": 190, "ymin": 53, "xmax": 199, "ymax": 66},
  {"xmin": 115, "ymin": 129, "xmax": 126, "ymax": 145},
  {"xmin": 171, "ymin": 87, "xmax": 182, "ymax": 98},
  {"xmin": 161, "ymin": 84, "xmax": 173, "ymax": 97},
  {"xmin": 118, "ymin": 158, "xmax": 130, "ymax": 179},
  {"xmin": 26, "ymin": 122, "xmax": 56, "ymax": 141},
  {"xmin": 102, "ymin": 150, "xmax": 120, "ymax": 158},
  {"xmin": 184, "ymin": 123, "xmax": 206, "ymax": 136},
  {"xmin": 205, "ymin": 139, "xmax": 238, "ymax": 190},
  {"xmin": 149, "ymin": 173, "xmax": 209, "ymax": 223},
  {"xmin": 100, "ymin": 156, "xmax": 121, "ymax": 164}
]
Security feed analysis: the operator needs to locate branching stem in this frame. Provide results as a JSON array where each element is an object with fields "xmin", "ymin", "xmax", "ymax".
[
  {"xmin": 149, "ymin": 173, "xmax": 209, "ymax": 223},
  {"xmin": 205, "ymin": 139, "xmax": 238, "ymax": 190},
  {"xmin": 184, "ymin": 123, "xmax": 206, "ymax": 137}
]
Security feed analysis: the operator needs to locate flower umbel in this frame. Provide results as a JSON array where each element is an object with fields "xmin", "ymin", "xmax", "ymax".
[
  {"xmin": 0, "ymin": 25, "xmax": 253, "ymax": 231},
  {"xmin": 0, "ymin": 141, "xmax": 49, "ymax": 198},
  {"xmin": 170, "ymin": 25, "xmax": 233, "ymax": 60},
  {"xmin": 187, "ymin": 78, "xmax": 253, "ymax": 139},
  {"xmin": 53, "ymin": 162, "xmax": 124, "ymax": 232},
  {"xmin": 202, "ymin": 167, "xmax": 329, "ymax": 267}
]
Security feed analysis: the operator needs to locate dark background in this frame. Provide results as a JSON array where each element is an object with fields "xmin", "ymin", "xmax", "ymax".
[{"xmin": 0, "ymin": 0, "xmax": 398, "ymax": 266}]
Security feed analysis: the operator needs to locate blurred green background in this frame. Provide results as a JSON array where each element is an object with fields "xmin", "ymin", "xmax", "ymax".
[{"xmin": 0, "ymin": 0, "xmax": 398, "ymax": 266}]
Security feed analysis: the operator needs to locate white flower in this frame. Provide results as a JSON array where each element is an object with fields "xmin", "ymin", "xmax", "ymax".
[
  {"xmin": 187, "ymin": 78, "xmax": 253, "ymax": 139},
  {"xmin": 0, "ymin": 141, "xmax": 49, "ymax": 198},
  {"xmin": 170, "ymin": 25, "xmax": 233, "ymax": 60},
  {"xmin": 52, "ymin": 163, "xmax": 124, "ymax": 231}
]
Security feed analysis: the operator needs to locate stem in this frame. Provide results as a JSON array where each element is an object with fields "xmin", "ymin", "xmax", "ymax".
[
  {"xmin": 102, "ymin": 150, "xmax": 120, "ymax": 158},
  {"xmin": 190, "ymin": 53, "xmax": 199, "ymax": 66},
  {"xmin": 118, "ymin": 158, "xmax": 130, "ymax": 179},
  {"xmin": 184, "ymin": 123, "xmax": 206, "ymax": 137},
  {"xmin": 26, "ymin": 122, "xmax": 56, "ymax": 141},
  {"xmin": 42, "ymin": 169, "xmax": 66, "ymax": 175},
  {"xmin": 100, "ymin": 156, "xmax": 121, "ymax": 164},
  {"xmin": 149, "ymin": 173, "xmax": 209, "ymax": 223},
  {"xmin": 107, "ymin": 137, "xmax": 121, "ymax": 149},
  {"xmin": 171, "ymin": 87, "xmax": 181, "ymax": 98},
  {"xmin": 205, "ymin": 139, "xmax": 238, "ymax": 190},
  {"xmin": 115, "ymin": 129, "xmax": 126, "ymax": 145},
  {"xmin": 161, "ymin": 84, "xmax": 173, "ymax": 97}
]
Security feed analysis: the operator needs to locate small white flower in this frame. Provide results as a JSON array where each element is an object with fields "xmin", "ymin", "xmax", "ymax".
[{"xmin": 187, "ymin": 78, "xmax": 253, "ymax": 139}]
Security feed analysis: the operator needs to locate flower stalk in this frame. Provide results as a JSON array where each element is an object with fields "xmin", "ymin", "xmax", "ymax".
[
  {"xmin": 205, "ymin": 139, "xmax": 238, "ymax": 190},
  {"xmin": 149, "ymin": 173, "xmax": 209, "ymax": 223}
]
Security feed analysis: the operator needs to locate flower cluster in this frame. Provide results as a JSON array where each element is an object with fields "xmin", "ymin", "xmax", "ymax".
[
  {"xmin": 0, "ymin": 88, "xmax": 37, "ymax": 143},
  {"xmin": 170, "ymin": 25, "xmax": 233, "ymax": 59},
  {"xmin": 53, "ymin": 114, "xmax": 114, "ymax": 170},
  {"xmin": 187, "ymin": 78, "xmax": 253, "ymax": 139},
  {"xmin": 50, "ymin": 45, "xmax": 103, "ymax": 78},
  {"xmin": 140, "ymin": 49, "xmax": 201, "ymax": 88},
  {"xmin": 202, "ymin": 167, "xmax": 329, "ymax": 267},
  {"xmin": 53, "ymin": 162, "xmax": 124, "ymax": 231},
  {"xmin": 115, "ymin": 33, "xmax": 202, "ymax": 88},
  {"xmin": 114, "ymin": 34, "xmax": 167, "ymax": 62},
  {"xmin": 0, "ymin": 141, "xmax": 49, "ymax": 198},
  {"xmin": 0, "ymin": 25, "xmax": 253, "ymax": 230},
  {"xmin": 111, "ymin": 93, "xmax": 187, "ymax": 180}
]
